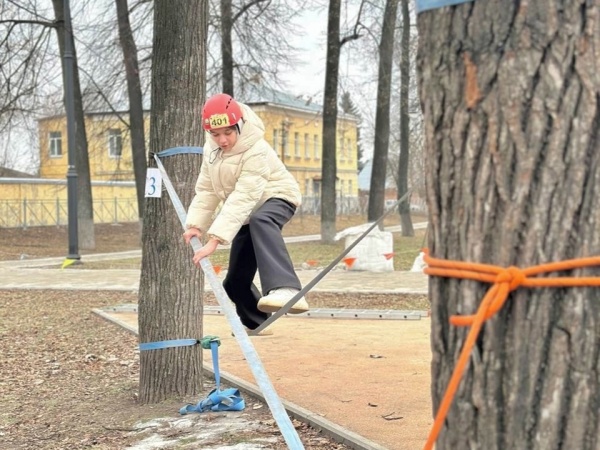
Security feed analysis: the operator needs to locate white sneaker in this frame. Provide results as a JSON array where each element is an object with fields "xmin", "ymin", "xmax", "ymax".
[{"xmin": 257, "ymin": 288, "xmax": 309, "ymax": 314}]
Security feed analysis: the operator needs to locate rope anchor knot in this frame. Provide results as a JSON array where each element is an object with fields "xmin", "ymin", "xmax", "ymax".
[
  {"xmin": 422, "ymin": 250, "xmax": 600, "ymax": 450},
  {"xmin": 496, "ymin": 266, "xmax": 526, "ymax": 291}
]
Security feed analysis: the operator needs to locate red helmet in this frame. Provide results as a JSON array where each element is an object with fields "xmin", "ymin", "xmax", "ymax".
[{"xmin": 202, "ymin": 94, "xmax": 243, "ymax": 131}]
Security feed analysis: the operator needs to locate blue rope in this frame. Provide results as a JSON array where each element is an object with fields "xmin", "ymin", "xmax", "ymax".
[
  {"xmin": 156, "ymin": 146, "xmax": 203, "ymax": 157},
  {"xmin": 180, "ymin": 340, "xmax": 245, "ymax": 414},
  {"xmin": 139, "ymin": 338, "xmax": 199, "ymax": 351},
  {"xmin": 416, "ymin": 0, "xmax": 474, "ymax": 13}
]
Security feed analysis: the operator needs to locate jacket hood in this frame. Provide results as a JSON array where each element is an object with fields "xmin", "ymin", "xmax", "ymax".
[{"xmin": 205, "ymin": 102, "xmax": 265, "ymax": 157}]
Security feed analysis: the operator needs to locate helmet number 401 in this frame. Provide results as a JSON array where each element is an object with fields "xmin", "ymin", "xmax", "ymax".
[{"xmin": 208, "ymin": 113, "xmax": 231, "ymax": 129}]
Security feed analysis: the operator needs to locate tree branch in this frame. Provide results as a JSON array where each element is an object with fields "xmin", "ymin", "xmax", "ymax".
[
  {"xmin": 232, "ymin": 0, "xmax": 270, "ymax": 23},
  {"xmin": 340, "ymin": 0, "xmax": 366, "ymax": 47},
  {"xmin": 0, "ymin": 19, "xmax": 56, "ymax": 28}
]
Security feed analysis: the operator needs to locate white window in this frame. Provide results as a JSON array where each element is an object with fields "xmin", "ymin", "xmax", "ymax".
[
  {"xmin": 49, "ymin": 131, "xmax": 62, "ymax": 157},
  {"xmin": 304, "ymin": 133, "xmax": 310, "ymax": 159},
  {"xmin": 340, "ymin": 180, "xmax": 345, "ymax": 195},
  {"xmin": 294, "ymin": 132, "xmax": 300, "ymax": 157},
  {"xmin": 283, "ymin": 130, "xmax": 290, "ymax": 156},
  {"xmin": 313, "ymin": 135, "xmax": 320, "ymax": 160},
  {"xmin": 347, "ymin": 139, "xmax": 352, "ymax": 161},
  {"xmin": 348, "ymin": 180, "xmax": 353, "ymax": 195},
  {"xmin": 108, "ymin": 129, "xmax": 123, "ymax": 158}
]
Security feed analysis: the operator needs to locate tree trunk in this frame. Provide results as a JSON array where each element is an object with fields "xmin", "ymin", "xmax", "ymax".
[
  {"xmin": 221, "ymin": 0, "xmax": 234, "ymax": 96},
  {"xmin": 138, "ymin": 0, "xmax": 207, "ymax": 404},
  {"xmin": 51, "ymin": 0, "xmax": 95, "ymax": 250},
  {"xmin": 397, "ymin": 0, "xmax": 413, "ymax": 237},
  {"xmin": 321, "ymin": 0, "xmax": 342, "ymax": 244},
  {"xmin": 417, "ymin": 1, "xmax": 600, "ymax": 448},
  {"xmin": 367, "ymin": 0, "xmax": 398, "ymax": 223},
  {"xmin": 115, "ymin": 0, "xmax": 147, "ymax": 225}
]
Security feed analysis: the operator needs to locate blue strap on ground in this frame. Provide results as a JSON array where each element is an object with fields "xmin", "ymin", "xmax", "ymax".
[
  {"xmin": 156, "ymin": 146, "xmax": 203, "ymax": 157},
  {"xmin": 139, "ymin": 338, "xmax": 199, "ymax": 351},
  {"xmin": 180, "ymin": 339, "xmax": 245, "ymax": 414},
  {"xmin": 416, "ymin": 0, "xmax": 474, "ymax": 13}
]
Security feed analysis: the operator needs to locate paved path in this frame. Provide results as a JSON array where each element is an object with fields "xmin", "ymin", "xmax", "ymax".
[
  {"xmin": 0, "ymin": 257, "xmax": 427, "ymax": 294},
  {"xmin": 0, "ymin": 222, "xmax": 429, "ymax": 294}
]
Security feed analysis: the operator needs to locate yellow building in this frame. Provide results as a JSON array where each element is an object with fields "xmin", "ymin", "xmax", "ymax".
[
  {"xmin": 37, "ymin": 87, "xmax": 360, "ymax": 199},
  {"xmin": 38, "ymin": 112, "xmax": 143, "ymax": 181},
  {"xmin": 240, "ymin": 85, "xmax": 360, "ymax": 201},
  {"xmin": 11, "ymin": 86, "xmax": 360, "ymax": 227}
]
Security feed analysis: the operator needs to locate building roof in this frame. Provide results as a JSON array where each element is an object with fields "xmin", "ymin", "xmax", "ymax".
[
  {"xmin": 237, "ymin": 81, "xmax": 323, "ymax": 114},
  {"xmin": 0, "ymin": 167, "xmax": 36, "ymax": 178}
]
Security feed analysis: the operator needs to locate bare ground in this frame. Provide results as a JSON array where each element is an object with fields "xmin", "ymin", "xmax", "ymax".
[
  {"xmin": 0, "ymin": 290, "xmax": 351, "ymax": 449},
  {"xmin": 0, "ymin": 221, "xmax": 426, "ymax": 449}
]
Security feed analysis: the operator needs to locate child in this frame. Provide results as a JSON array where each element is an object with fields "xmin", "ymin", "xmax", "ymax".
[{"xmin": 183, "ymin": 93, "xmax": 309, "ymax": 332}]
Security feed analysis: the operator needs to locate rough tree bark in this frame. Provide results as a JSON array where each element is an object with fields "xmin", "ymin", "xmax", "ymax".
[
  {"xmin": 115, "ymin": 0, "xmax": 147, "ymax": 224},
  {"xmin": 418, "ymin": 1, "xmax": 600, "ymax": 448},
  {"xmin": 321, "ymin": 0, "xmax": 362, "ymax": 242},
  {"xmin": 368, "ymin": 0, "xmax": 398, "ymax": 224},
  {"xmin": 397, "ymin": 0, "xmax": 413, "ymax": 236},
  {"xmin": 321, "ymin": 0, "xmax": 342, "ymax": 244},
  {"xmin": 51, "ymin": 0, "xmax": 95, "ymax": 250},
  {"xmin": 138, "ymin": 0, "xmax": 207, "ymax": 404}
]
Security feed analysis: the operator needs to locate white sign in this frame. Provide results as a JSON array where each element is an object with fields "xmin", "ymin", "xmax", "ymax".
[{"xmin": 145, "ymin": 168, "xmax": 162, "ymax": 198}]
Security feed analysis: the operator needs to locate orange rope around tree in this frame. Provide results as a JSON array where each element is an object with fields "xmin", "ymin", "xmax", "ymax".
[{"xmin": 422, "ymin": 251, "xmax": 600, "ymax": 450}]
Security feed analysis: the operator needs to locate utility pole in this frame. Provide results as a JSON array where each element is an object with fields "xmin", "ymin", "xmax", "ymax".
[{"xmin": 63, "ymin": 0, "xmax": 80, "ymax": 261}]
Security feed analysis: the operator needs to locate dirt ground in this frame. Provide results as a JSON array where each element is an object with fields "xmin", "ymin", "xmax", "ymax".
[
  {"xmin": 0, "ymin": 221, "xmax": 434, "ymax": 449},
  {"xmin": 0, "ymin": 290, "xmax": 352, "ymax": 449},
  {"xmin": 0, "ymin": 223, "xmax": 143, "ymax": 261}
]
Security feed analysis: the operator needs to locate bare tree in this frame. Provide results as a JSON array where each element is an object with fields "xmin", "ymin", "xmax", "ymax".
[
  {"xmin": 367, "ymin": 0, "xmax": 398, "ymax": 223},
  {"xmin": 0, "ymin": 9, "xmax": 49, "ymax": 136},
  {"xmin": 115, "ymin": 0, "xmax": 147, "ymax": 222},
  {"xmin": 220, "ymin": 0, "xmax": 234, "ymax": 95},
  {"xmin": 138, "ymin": 0, "xmax": 207, "ymax": 404},
  {"xmin": 321, "ymin": 0, "xmax": 363, "ymax": 243},
  {"xmin": 396, "ymin": 0, "xmax": 412, "ymax": 236},
  {"xmin": 418, "ymin": 1, "xmax": 600, "ymax": 448},
  {"xmin": 211, "ymin": 0, "xmax": 307, "ymax": 96},
  {"xmin": 0, "ymin": 2, "xmax": 61, "ymax": 174}
]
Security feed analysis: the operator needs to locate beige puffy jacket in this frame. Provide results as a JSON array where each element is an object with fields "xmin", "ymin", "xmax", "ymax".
[{"xmin": 185, "ymin": 103, "xmax": 302, "ymax": 245}]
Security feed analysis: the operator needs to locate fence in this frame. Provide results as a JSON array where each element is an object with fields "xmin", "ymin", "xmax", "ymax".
[
  {"xmin": 0, "ymin": 194, "xmax": 414, "ymax": 229},
  {"xmin": 298, "ymin": 195, "xmax": 361, "ymax": 215},
  {"xmin": 0, "ymin": 197, "xmax": 139, "ymax": 228}
]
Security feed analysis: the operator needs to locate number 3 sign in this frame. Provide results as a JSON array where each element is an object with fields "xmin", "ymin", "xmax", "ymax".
[{"xmin": 145, "ymin": 168, "xmax": 162, "ymax": 198}]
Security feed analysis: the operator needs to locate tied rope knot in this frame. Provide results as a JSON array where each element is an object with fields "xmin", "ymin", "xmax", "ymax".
[
  {"xmin": 421, "ymin": 250, "xmax": 600, "ymax": 450},
  {"xmin": 497, "ymin": 266, "xmax": 526, "ymax": 291},
  {"xmin": 450, "ymin": 265, "xmax": 527, "ymax": 327}
]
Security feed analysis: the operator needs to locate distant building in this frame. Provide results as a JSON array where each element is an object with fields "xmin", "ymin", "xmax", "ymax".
[
  {"xmin": 357, "ymin": 159, "xmax": 427, "ymax": 213},
  {"xmin": 0, "ymin": 84, "xmax": 362, "ymax": 227},
  {"xmin": 37, "ymin": 84, "xmax": 360, "ymax": 200},
  {"xmin": 357, "ymin": 159, "xmax": 397, "ymax": 208}
]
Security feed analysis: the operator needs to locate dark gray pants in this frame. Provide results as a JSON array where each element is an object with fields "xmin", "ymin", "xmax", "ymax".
[{"xmin": 223, "ymin": 198, "xmax": 302, "ymax": 329}]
